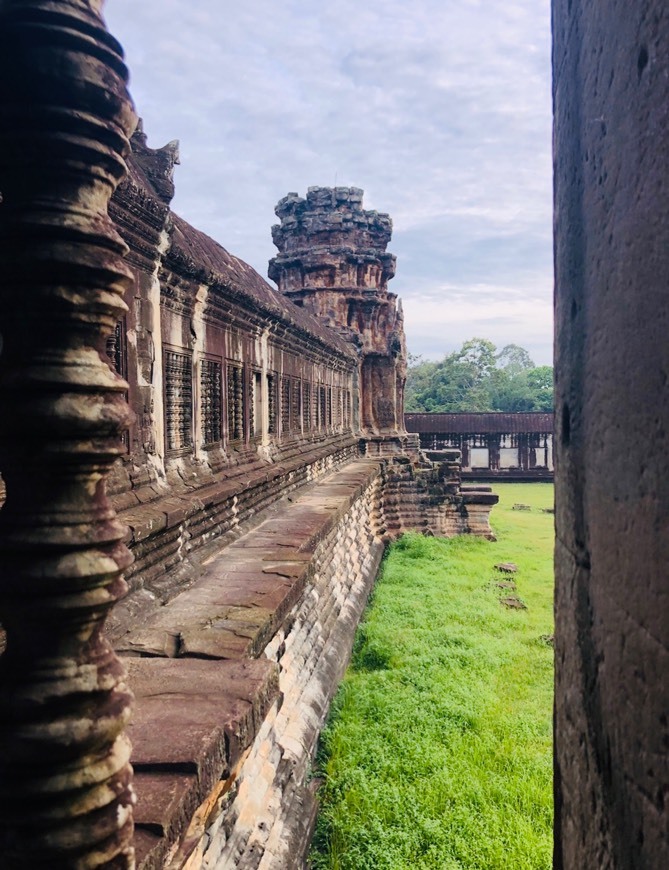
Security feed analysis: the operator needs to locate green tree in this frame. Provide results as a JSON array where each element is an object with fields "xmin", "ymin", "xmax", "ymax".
[
  {"xmin": 488, "ymin": 368, "xmax": 534, "ymax": 411},
  {"xmin": 496, "ymin": 343, "xmax": 534, "ymax": 375},
  {"xmin": 405, "ymin": 339, "xmax": 554, "ymax": 414},
  {"xmin": 457, "ymin": 337, "xmax": 497, "ymax": 379},
  {"xmin": 526, "ymin": 365, "xmax": 554, "ymax": 411},
  {"xmin": 410, "ymin": 338, "xmax": 496, "ymax": 413},
  {"xmin": 404, "ymin": 355, "xmax": 437, "ymax": 412}
]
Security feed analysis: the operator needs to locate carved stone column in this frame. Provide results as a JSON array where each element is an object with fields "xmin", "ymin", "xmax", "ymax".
[
  {"xmin": 553, "ymin": 2, "xmax": 669, "ymax": 867},
  {"xmin": 0, "ymin": 1, "xmax": 137, "ymax": 866}
]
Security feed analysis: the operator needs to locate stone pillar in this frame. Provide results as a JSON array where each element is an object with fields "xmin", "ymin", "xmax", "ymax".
[
  {"xmin": 0, "ymin": 1, "xmax": 137, "ymax": 866},
  {"xmin": 553, "ymin": 2, "xmax": 669, "ymax": 867},
  {"xmin": 269, "ymin": 187, "xmax": 407, "ymax": 439}
]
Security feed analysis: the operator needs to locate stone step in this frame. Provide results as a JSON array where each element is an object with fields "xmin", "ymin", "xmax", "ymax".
[{"xmin": 128, "ymin": 657, "xmax": 279, "ymax": 869}]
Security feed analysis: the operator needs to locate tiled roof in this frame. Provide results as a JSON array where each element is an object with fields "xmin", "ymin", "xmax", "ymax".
[{"xmin": 405, "ymin": 412, "xmax": 554, "ymax": 434}]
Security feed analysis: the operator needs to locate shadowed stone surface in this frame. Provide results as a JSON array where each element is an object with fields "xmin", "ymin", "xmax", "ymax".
[
  {"xmin": 0, "ymin": 1, "xmax": 138, "ymax": 864},
  {"xmin": 553, "ymin": 1, "xmax": 669, "ymax": 866}
]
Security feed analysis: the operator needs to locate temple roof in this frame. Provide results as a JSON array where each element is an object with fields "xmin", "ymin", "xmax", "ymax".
[
  {"xmin": 123, "ymin": 134, "xmax": 356, "ymax": 362},
  {"xmin": 166, "ymin": 213, "xmax": 356, "ymax": 359},
  {"xmin": 405, "ymin": 412, "xmax": 554, "ymax": 434}
]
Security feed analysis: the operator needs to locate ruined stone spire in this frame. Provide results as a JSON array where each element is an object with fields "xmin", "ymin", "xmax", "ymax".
[{"xmin": 269, "ymin": 187, "xmax": 407, "ymax": 440}]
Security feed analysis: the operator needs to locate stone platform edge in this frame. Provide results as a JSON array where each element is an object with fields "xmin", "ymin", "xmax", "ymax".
[{"xmin": 117, "ymin": 459, "xmax": 384, "ymax": 868}]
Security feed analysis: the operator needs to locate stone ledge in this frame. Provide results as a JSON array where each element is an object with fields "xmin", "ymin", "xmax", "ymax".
[
  {"xmin": 118, "ymin": 435, "xmax": 358, "ymax": 549},
  {"xmin": 203, "ymin": 469, "xmax": 385, "ymax": 867},
  {"xmin": 116, "ymin": 461, "xmax": 381, "ymax": 662},
  {"xmin": 106, "ymin": 439, "xmax": 361, "ymax": 641},
  {"xmin": 125, "ymin": 658, "xmax": 280, "ymax": 870},
  {"xmin": 117, "ymin": 460, "xmax": 382, "ymax": 868}
]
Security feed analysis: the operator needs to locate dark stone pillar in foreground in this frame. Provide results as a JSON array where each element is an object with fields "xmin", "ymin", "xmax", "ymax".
[
  {"xmin": 553, "ymin": 2, "xmax": 669, "ymax": 867},
  {"xmin": 0, "ymin": 1, "xmax": 137, "ymax": 865}
]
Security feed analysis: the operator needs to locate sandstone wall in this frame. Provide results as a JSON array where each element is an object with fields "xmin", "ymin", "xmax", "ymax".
[
  {"xmin": 199, "ymin": 466, "xmax": 384, "ymax": 869},
  {"xmin": 381, "ymin": 453, "xmax": 497, "ymax": 539},
  {"xmin": 553, "ymin": 1, "xmax": 669, "ymax": 866},
  {"xmin": 119, "ymin": 461, "xmax": 385, "ymax": 869},
  {"xmin": 110, "ymin": 137, "xmax": 358, "ymax": 507},
  {"xmin": 107, "ymin": 439, "xmax": 360, "ymax": 641},
  {"xmin": 100, "ymin": 133, "xmax": 364, "ymax": 640}
]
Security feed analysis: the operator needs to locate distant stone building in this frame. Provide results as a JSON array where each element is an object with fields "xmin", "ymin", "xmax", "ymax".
[{"xmin": 405, "ymin": 412, "xmax": 554, "ymax": 480}]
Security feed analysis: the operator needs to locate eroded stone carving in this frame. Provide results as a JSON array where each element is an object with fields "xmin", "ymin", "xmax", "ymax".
[
  {"xmin": 0, "ymin": 0, "xmax": 137, "ymax": 865},
  {"xmin": 269, "ymin": 187, "xmax": 407, "ymax": 442}
]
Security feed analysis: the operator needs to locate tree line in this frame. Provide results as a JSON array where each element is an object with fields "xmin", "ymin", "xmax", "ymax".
[{"xmin": 405, "ymin": 338, "xmax": 553, "ymax": 413}]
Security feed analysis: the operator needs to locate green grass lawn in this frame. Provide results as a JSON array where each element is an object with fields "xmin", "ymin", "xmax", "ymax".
[{"xmin": 309, "ymin": 483, "xmax": 555, "ymax": 870}]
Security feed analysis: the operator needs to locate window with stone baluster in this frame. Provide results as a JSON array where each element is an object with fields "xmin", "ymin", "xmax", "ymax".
[
  {"xmin": 249, "ymin": 369, "xmax": 262, "ymax": 439},
  {"xmin": 106, "ymin": 317, "xmax": 130, "ymax": 450},
  {"xmin": 267, "ymin": 372, "xmax": 278, "ymax": 436},
  {"xmin": 227, "ymin": 362, "xmax": 244, "ymax": 443},
  {"xmin": 292, "ymin": 379, "xmax": 302, "ymax": 433},
  {"xmin": 165, "ymin": 349, "xmax": 193, "ymax": 453},
  {"xmin": 200, "ymin": 357, "xmax": 222, "ymax": 446},
  {"xmin": 281, "ymin": 376, "xmax": 291, "ymax": 436},
  {"xmin": 303, "ymin": 382, "xmax": 312, "ymax": 431}
]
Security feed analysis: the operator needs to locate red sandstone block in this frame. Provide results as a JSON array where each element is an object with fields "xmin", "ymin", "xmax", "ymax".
[
  {"xmin": 126, "ymin": 657, "xmax": 280, "ymax": 780},
  {"xmin": 160, "ymin": 497, "xmax": 190, "ymax": 526},
  {"xmin": 133, "ymin": 771, "xmax": 199, "ymax": 836},
  {"xmin": 125, "ymin": 511, "xmax": 168, "ymax": 543},
  {"xmin": 260, "ymin": 560, "xmax": 309, "ymax": 579},
  {"xmin": 133, "ymin": 828, "xmax": 164, "ymax": 870},
  {"xmin": 179, "ymin": 628, "xmax": 256, "ymax": 659}
]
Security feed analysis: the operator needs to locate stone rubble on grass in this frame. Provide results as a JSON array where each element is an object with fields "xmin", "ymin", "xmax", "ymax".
[
  {"xmin": 494, "ymin": 562, "xmax": 519, "ymax": 573},
  {"xmin": 501, "ymin": 596, "xmax": 528, "ymax": 610}
]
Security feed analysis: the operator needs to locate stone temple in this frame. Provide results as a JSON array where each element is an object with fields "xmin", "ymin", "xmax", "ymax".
[
  {"xmin": 0, "ymin": 2, "xmax": 667, "ymax": 869},
  {"xmin": 0, "ymin": 9, "xmax": 496, "ymax": 863}
]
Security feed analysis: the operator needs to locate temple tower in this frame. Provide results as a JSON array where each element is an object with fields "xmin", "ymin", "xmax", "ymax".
[{"xmin": 269, "ymin": 187, "xmax": 408, "ymax": 445}]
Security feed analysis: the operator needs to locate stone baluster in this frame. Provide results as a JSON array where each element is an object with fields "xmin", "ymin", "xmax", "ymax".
[
  {"xmin": 267, "ymin": 373, "xmax": 277, "ymax": 435},
  {"xmin": 234, "ymin": 366, "xmax": 244, "ymax": 439},
  {"xmin": 0, "ymin": 1, "xmax": 137, "ymax": 866}
]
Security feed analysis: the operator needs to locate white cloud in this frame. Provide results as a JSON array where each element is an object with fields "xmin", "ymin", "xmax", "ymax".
[
  {"xmin": 105, "ymin": 0, "xmax": 553, "ymax": 361},
  {"xmin": 403, "ymin": 284, "xmax": 553, "ymax": 365}
]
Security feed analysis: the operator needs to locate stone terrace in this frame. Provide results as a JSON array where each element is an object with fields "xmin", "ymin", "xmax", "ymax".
[{"xmin": 117, "ymin": 459, "xmax": 385, "ymax": 868}]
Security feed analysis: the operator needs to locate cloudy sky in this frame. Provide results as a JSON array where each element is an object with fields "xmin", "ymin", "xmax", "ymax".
[{"xmin": 105, "ymin": 0, "xmax": 553, "ymax": 364}]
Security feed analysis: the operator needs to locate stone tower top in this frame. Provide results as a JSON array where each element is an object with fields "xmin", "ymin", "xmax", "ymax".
[
  {"xmin": 268, "ymin": 187, "xmax": 407, "ymax": 439},
  {"xmin": 269, "ymin": 186, "xmax": 396, "ymax": 290}
]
